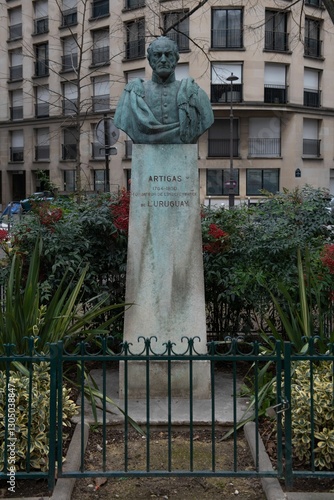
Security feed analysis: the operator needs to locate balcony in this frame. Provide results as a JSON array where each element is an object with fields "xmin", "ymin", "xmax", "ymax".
[
  {"xmin": 91, "ymin": 143, "xmax": 104, "ymax": 159},
  {"xmin": 35, "ymin": 102, "xmax": 49, "ymax": 118},
  {"xmin": 35, "ymin": 145, "xmax": 50, "ymax": 161},
  {"xmin": 265, "ymin": 30, "xmax": 289, "ymax": 52},
  {"xmin": 248, "ymin": 138, "xmax": 281, "ymax": 157},
  {"xmin": 125, "ymin": 40, "xmax": 145, "ymax": 60},
  {"xmin": 9, "ymin": 23, "xmax": 22, "ymax": 40},
  {"xmin": 62, "ymin": 144, "xmax": 77, "ymax": 160},
  {"xmin": 304, "ymin": 37, "xmax": 322, "ymax": 57},
  {"xmin": 125, "ymin": 0, "xmax": 145, "ymax": 8},
  {"xmin": 34, "ymin": 60, "xmax": 49, "ymax": 77},
  {"xmin": 61, "ymin": 8, "xmax": 77, "ymax": 27},
  {"xmin": 10, "ymin": 106, "xmax": 23, "ymax": 120},
  {"xmin": 91, "ymin": 0, "xmax": 109, "ymax": 19},
  {"xmin": 211, "ymin": 84, "xmax": 242, "ymax": 104},
  {"xmin": 92, "ymin": 94, "xmax": 110, "ymax": 112},
  {"xmin": 208, "ymin": 138, "xmax": 239, "ymax": 157},
  {"xmin": 10, "ymin": 147, "xmax": 24, "ymax": 162},
  {"xmin": 304, "ymin": 89, "xmax": 321, "ymax": 107},
  {"xmin": 166, "ymin": 31, "xmax": 189, "ymax": 52},
  {"xmin": 9, "ymin": 65, "xmax": 23, "ymax": 81},
  {"xmin": 211, "ymin": 29, "xmax": 243, "ymax": 49},
  {"xmin": 264, "ymin": 85, "xmax": 288, "ymax": 104},
  {"xmin": 303, "ymin": 138, "xmax": 321, "ymax": 156},
  {"xmin": 34, "ymin": 17, "xmax": 49, "ymax": 35},
  {"xmin": 62, "ymin": 99, "xmax": 77, "ymax": 115},
  {"xmin": 61, "ymin": 53, "xmax": 78, "ymax": 72},
  {"xmin": 91, "ymin": 46, "xmax": 109, "ymax": 65}
]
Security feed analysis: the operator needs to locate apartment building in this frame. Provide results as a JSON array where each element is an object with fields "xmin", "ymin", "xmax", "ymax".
[{"xmin": 0, "ymin": 0, "xmax": 334, "ymax": 207}]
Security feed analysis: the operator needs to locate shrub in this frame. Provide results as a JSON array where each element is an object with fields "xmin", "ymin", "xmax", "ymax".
[
  {"xmin": 289, "ymin": 360, "xmax": 334, "ymax": 470},
  {"xmin": 0, "ymin": 362, "xmax": 78, "ymax": 471}
]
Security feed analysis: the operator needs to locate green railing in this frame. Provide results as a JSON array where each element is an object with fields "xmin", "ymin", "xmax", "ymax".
[{"xmin": 1, "ymin": 337, "xmax": 334, "ymax": 494}]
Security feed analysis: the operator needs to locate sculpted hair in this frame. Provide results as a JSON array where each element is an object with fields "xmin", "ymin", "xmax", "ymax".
[{"xmin": 147, "ymin": 36, "xmax": 180, "ymax": 63}]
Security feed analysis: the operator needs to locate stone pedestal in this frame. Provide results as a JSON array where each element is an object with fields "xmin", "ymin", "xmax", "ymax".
[{"xmin": 120, "ymin": 144, "xmax": 210, "ymax": 398}]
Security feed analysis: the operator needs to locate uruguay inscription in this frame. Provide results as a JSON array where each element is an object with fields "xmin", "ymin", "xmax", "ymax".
[{"xmin": 132, "ymin": 175, "xmax": 196, "ymax": 209}]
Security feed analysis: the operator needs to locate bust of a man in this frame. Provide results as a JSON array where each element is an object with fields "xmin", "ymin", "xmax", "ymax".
[{"xmin": 114, "ymin": 36, "xmax": 214, "ymax": 144}]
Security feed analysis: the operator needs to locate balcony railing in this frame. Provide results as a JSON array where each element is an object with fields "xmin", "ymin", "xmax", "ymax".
[
  {"xmin": 303, "ymin": 138, "xmax": 321, "ymax": 156},
  {"xmin": 61, "ymin": 54, "xmax": 78, "ymax": 71},
  {"xmin": 211, "ymin": 84, "xmax": 242, "ymax": 104},
  {"xmin": 62, "ymin": 99, "xmax": 77, "ymax": 115},
  {"xmin": 10, "ymin": 106, "xmax": 23, "ymax": 120},
  {"xmin": 211, "ymin": 29, "xmax": 243, "ymax": 49},
  {"xmin": 9, "ymin": 65, "xmax": 23, "ymax": 81},
  {"xmin": 9, "ymin": 24, "xmax": 22, "ymax": 40},
  {"xmin": 61, "ymin": 8, "xmax": 77, "ymax": 27},
  {"xmin": 34, "ymin": 60, "xmax": 49, "ymax": 77},
  {"xmin": 125, "ymin": 0, "xmax": 145, "ymax": 8},
  {"xmin": 10, "ymin": 147, "xmax": 24, "ymax": 162},
  {"xmin": 35, "ymin": 102, "xmax": 49, "ymax": 118},
  {"xmin": 265, "ymin": 30, "xmax": 289, "ymax": 51},
  {"xmin": 35, "ymin": 145, "xmax": 50, "ymax": 161},
  {"xmin": 91, "ymin": 46, "xmax": 109, "ymax": 65},
  {"xmin": 248, "ymin": 138, "xmax": 281, "ymax": 157},
  {"xmin": 125, "ymin": 40, "xmax": 145, "ymax": 60},
  {"xmin": 91, "ymin": 143, "xmax": 104, "ymax": 159},
  {"xmin": 208, "ymin": 138, "xmax": 239, "ymax": 157},
  {"xmin": 62, "ymin": 144, "xmax": 77, "ymax": 160},
  {"xmin": 125, "ymin": 140, "xmax": 133, "ymax": 158},
  {"xmin": 304, "ymin": 89, "xmax": 321, "ymax": 107},
  {"xmin": 264, "ymin": 85, "xmax": 288, "ymax": 104},
  {"xmin": 34, "ymin": 17, "xmax": 49, "ymax": 35},
  {"xmin": 305, "ymin": 0, "xmax": 323, "ymax": 6},
  {"xmin": 92, "ymin": 94, "xmax": 110, "ymax": 112},
  {"xmin": 166, "ymin": 30, "xmax": 189, "ymax": 51},
  {"xmin": 304, "ymin": 37, "xmax": 322, "ymax": 57},
  {"xmin": 91, "ymin": 0, "xmax": 109, "ymax": 18}
]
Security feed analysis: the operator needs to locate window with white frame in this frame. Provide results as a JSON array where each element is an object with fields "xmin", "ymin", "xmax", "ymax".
[
  {"xmin": 304, "ymin": 68, "xmax": 321, "ymax": 107},
  {"xmin": 10, "ymin": 89, "xmax": 23, "ymax": 120},
  {"xmin": 62, "ymin": 36, "xmax": 78, "ymax": 71},
  {"xmin": 35, "ymin": 128, "xmax": 50, "ymax": 161},
  {"xmin": 9, "ymin": 7, "xmax": 22, "ymax": 40},
  {"xmin": 92, "ymin": 75, "xmax": 110, "ymax": 111},
  {"xmin": 35, "ymin": 85, "xmax": 49, "ymax": 117},
  {"xmin": 62, "ymin": 82, "xmax": 78, "ymax": 115},
  {"xmin": 34, "ymin": 0, "xmax": 48, "ymax": 34},
  {"xmin": 211, "ymin": 62, "xmax": 242, "ymax": 103},
  {"xmin": 305, "ymin": 17, "xmax": 322, "ymax": 57},
  {"xmin": 248, "ymin": 117, "xmax": 281, "ymax": 157},
  {"xmin": 10, "ymin": 49, "xmax": 23, "ymax": 81},
  {"xmin": 303, "ymin": 118, "xmax": 321, "ymax": 156},
  {"xmin": 264, "ymin": 63, "xmax": 287, "ymax": 103},
  {"xmin": 61, "ymin": 0, "xmax": 78, "ymax": 27},
  {"xmin": 92, "ymin": 29, "xmax": 109, "ymax": 65},
  {"xmin": 10, "ymin": 130, "xmax": 24, "ymax": 162}
]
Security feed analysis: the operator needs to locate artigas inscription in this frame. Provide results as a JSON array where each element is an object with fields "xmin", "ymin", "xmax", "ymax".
[{"xmin": 133, "ymin": 174, "xmax": 196, "ymax": 208}]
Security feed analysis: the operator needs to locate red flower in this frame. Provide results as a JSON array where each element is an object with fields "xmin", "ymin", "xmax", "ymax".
[
  {"xmin": 110, "ymin": 189, "xmax": 130, "ymax": 233},
  {"xmin": 0, "ymin": 229, "xmax": 8, "ymax": 241},
  {"xmin": 208, "ymin": 224, "xmax": 228, "ymax": 240},
  {"xmin": 321, "ymin": 244, "xmax": 334, "ymax": 274}
]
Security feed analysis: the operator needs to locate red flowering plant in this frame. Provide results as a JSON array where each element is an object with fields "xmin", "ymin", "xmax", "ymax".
[
  {"xmin": 109, "ymin": 189, "xmax": 130, "ymax": 234},
  {"xmin": 202, "ymin": 222, "xmax": 229, "ymax": 254},
  {"xmin": 31, "ymin": 201, "xmax": 63, "ymax": 232}
]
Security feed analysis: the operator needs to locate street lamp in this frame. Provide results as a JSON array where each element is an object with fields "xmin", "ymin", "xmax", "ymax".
[{"xmin": 226, "ymin": 73, "xmax": 239, "ymax": 208}]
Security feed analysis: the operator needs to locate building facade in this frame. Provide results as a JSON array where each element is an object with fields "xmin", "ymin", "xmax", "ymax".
[{"xmin": 0, "ymin": 0, "xmax": 334, "ymax": 208}]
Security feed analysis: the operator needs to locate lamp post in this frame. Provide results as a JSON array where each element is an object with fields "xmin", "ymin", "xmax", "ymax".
[{"xmin": 226, "ymin": 73, "xmax": 239, "ymax": 208}]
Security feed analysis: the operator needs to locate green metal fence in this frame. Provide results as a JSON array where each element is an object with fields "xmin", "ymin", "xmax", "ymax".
[{"xmin": 1, "ymin": 337, "xmax": 334, "ymax": 494}]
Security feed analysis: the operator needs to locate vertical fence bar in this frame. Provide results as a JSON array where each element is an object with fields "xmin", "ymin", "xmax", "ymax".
[
  {"xmin": 26, "ymin": 339, "xmax": 34, "ymax": 473},
  {"xmin": 124, "ymin": 343, "xmax": 129, "ymax": 472},
  {"xmin": 309, "ymin": 340, "xmax": 315, "ymax": 472},
  {"xmin": 254, "ymin": 341, "xmax": 259, "ymax": 472},
  {"xmin": 275, "ymin": 340, "xmax": 283, "ymax": 477},
  {"xmin": 167, "ymin": 343, "xmax": 172, "ymax": 471},
  {"xmin": 232, "ymin": 339, "xmax": 238, "ymax": 472},
  {"xmin": 189, "ymin": 340, "xmax": 194, "ymax": 472},
  {"xmin": 102, "ymin": 337, "xmax": 107, "ymax": 471},
  {"xmin": 80, "ymin": 341, "xmax": 86, "ymax": 473},
  {"xmin": 210, "ymin": 344, "xmax": 216, "ymax": 472},
  {"xmin": 145, "ymin": 340, "xmax": 150, "ymax": 472},
  {"xmin": 56, "ymin": 341, "xmax": 64, "ymax": 476},
  {"xmin": 283, "ymin": 341, "xmax": 293, "ymax": 489},
  {"xmin": 48, "ymin": 343, "xmax": 58, "ymax": 493}
]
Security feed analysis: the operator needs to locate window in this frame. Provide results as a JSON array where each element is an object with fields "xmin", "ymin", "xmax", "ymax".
[
  {"xmin": 164, "ymin": 11, "xmax": 189, "ymax": 51},
  {"xmin": 92, "ymin": 29, "xmax": 109, "ymax": 65},
  {"xmin": 175, "ymin": 64, "xmax": 189, "ymax": 80},
  {"xmin": 207, "ymin": 169, "xmax": 239, "ymax": 196},
  {"xmin": 246, "ymin": 169, "xmax": 279, "ymax": 195},
  {"xmin": 10, "ymin": 89, "xmax": 23, "ymax": 120},
  {"xmin": 63, "ymin": 170, "xmax": 76, "ymax": 191},
  {"xmin": 125, "ymin": 0, "xmax": 145, "ymax": 9},
  {"xmin": 9, "ymin": 7, "xmax": 22, "ymax": 40},
  {"xmin": 265, "ymin": 10, "xmax": 288, "ymax": 52},
  {"xmin": 34, "ymin": 43, "xmax": 49, "ymax": 77},
  {"xmin": 125, "ymin": 19, "xmax": 145, "ymax": 60},
  {"xmin": 305, "ymin": 17, "xmax": 322, "ymax": 57},
  {"xmin": 125, "ymin": 140, "xmax": 133, "ymax": 158},
  {"xmin": 62, "ymin": 36, "xmax": 78, "ymax": 71},
  {"xmin": 35, "ymin": 85, "xmax": 49, "ymax": 117},
  {"xmin": 61, "ymin": 0, "xmax": 77, "ymax": 27},
  {"xmin": 62, "ymin": 128, "xmax": 78, "ymax": 160},
  {"xmin": 208, "ymin": 119, "xmax": 239, "ymax": 157},
  {"xmin": 304, "ymin": 68, "xmax": 321, "ymax": 107},
  {"xmin": 91, "ymin": 0, "xmax": 109, "ymax": 19},
  {"xmin": 34, "ymin": 0, "xmax": 48, "ymax": 35},
  {"xmin": 9, "ymin": 49, "xmax": 23, "ymax": 81},
  {"xmin": 211, "ymin": 9, "xmax": 243, "ymax": 49},
  {"xmin": 92, "ymin": 75, "xmax": 110, "ymax": 112},
  {"xmin": 303, "ymin": 118, "xmax": 321, "ymax": 156},
  {"xmin": 62, "ymin": 82, "xmax": 78, "ymax": 115},
  {"xmin": 248, "ymin": 117, "xmax": 281, "ymax": 157},
  {"xmin": 211, "ymin": 62, "xmax": 242, "ymax": 103},
  {"xmin": 10, "ymin": 130, "xmax": 24, "ymax": 162},
  {"xmin": 126, "ymin": 68, "xmax": 145, "ymax": 82},
  {"xmin": 35, "ymin": 128, "xmax": 50, "ymax": 161},
  {"xmin": 94, "ymin": 170, "xmax": 106, "ymax": 191},
  {"xmin": 305, "ymin": 0, "xmax": 323, "ymax": 8},
  {"xmin": 264, "ymin": 64, "xmax": 288, "ymax": 104}
]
